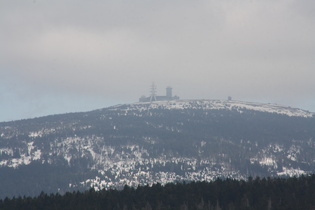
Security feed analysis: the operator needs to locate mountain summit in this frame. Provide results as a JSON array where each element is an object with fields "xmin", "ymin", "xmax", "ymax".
[
  {"xmin": 0, "ymin": 100, "xmax": 314, "ymax": 198},
  {"xmin": 116, "ymin": 99, "xmax": 313, "ymax": 117}
]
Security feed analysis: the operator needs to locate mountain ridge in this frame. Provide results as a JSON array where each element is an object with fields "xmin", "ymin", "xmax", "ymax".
[
  {"xmin": 109, "ymin": 99, "xmax": 314, "ymax": 118},
  {"xmin": 1, "ymin": 99, "xmax": 313, "ymax": 124}
]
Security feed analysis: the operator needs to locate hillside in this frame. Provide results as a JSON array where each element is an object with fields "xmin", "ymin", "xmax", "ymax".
[{"xmin": 0, "ymin": 100, "xmax": 314, "ymax": 198}]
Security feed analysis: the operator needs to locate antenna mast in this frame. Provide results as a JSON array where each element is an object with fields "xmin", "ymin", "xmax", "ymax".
[{"xmin": 150, "ymin": 83, "xmax": 157, "ymax": 102}]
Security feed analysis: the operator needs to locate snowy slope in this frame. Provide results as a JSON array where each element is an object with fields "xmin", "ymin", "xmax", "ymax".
[{"xmin": 110, "ymin": 99, "xmax": 314, "ymax": 118}]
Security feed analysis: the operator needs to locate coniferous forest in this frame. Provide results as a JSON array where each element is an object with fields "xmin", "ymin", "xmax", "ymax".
[{"xmin": 1, "ymin": 175, "xmax": 315, "ymax": 210}]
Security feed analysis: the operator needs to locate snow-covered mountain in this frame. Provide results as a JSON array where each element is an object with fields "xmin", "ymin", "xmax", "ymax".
[{"xmin": 0, "ymin": 100, "xmax": 314, "ymax": 198}]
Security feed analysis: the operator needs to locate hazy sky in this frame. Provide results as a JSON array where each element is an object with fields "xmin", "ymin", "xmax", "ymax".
[{"xmin": 1, "ymin": 0, "xmax": 315, "ymax": 122}]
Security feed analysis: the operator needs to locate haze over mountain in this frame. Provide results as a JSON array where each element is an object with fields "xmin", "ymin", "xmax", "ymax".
[
  {"xmin": 0, "ymin": 99, "xmax": 314, "ymax": 198},
  {"xmin": 1, "ymin": 0, "xmax": 315, "ymax": 122}
]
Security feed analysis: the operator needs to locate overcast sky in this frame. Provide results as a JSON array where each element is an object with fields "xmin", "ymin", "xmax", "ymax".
[{"xmin": 1, "ymin": 0, "xmax": 315, "ymax": 122}]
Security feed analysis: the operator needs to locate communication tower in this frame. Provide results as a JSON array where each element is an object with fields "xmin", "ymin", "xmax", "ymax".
[{"xmin": 150, "ymin": 83, "xmax": 157, "ymax": 102}]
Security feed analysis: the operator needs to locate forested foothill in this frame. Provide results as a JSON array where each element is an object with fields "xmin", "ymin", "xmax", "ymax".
[{"xmin": 1, "ymin": 175, "xmax": 315, "ymax": 210}]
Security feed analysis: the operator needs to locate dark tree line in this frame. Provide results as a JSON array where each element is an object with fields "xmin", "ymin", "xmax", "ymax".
[{"xmin": 1, "ymin": 175, "xmax": 315, "ymax": 210}]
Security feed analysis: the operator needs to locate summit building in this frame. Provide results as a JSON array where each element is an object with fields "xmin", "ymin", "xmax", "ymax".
[{"xmin": 139, "ymin": 84, "xmax": 179, "ymax": 102}]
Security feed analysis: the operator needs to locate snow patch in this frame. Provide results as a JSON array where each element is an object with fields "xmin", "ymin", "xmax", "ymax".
[
  {"xmin": 277, "ymin": 167, "xmax": 307, "ymax": 177},
  {"xmin": 0, "ymin": 148, "xmax": 14, "ymax": 156},
  {"xmin": 259, "ymin": 157, "xmax": 277, "ymax": 167},
  {"xmin": 201, "ymin": 140, "xmax": 207, "ymax": 147},
  {"xmin": 0, "ymin": 142, "xmax": 41, "ymax": 168},
  {"xmin": 287, "ymin": 145, "xmax": 300, "ymax": 161},
  {"xmin": 112, "ymin": 100, "xmax": 314, "ymax": 118}
]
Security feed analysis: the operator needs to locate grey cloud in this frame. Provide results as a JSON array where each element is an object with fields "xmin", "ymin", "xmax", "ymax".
[{"xmin": 1, "ymin": 0, "xmax": 315, "ymax": 121}]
